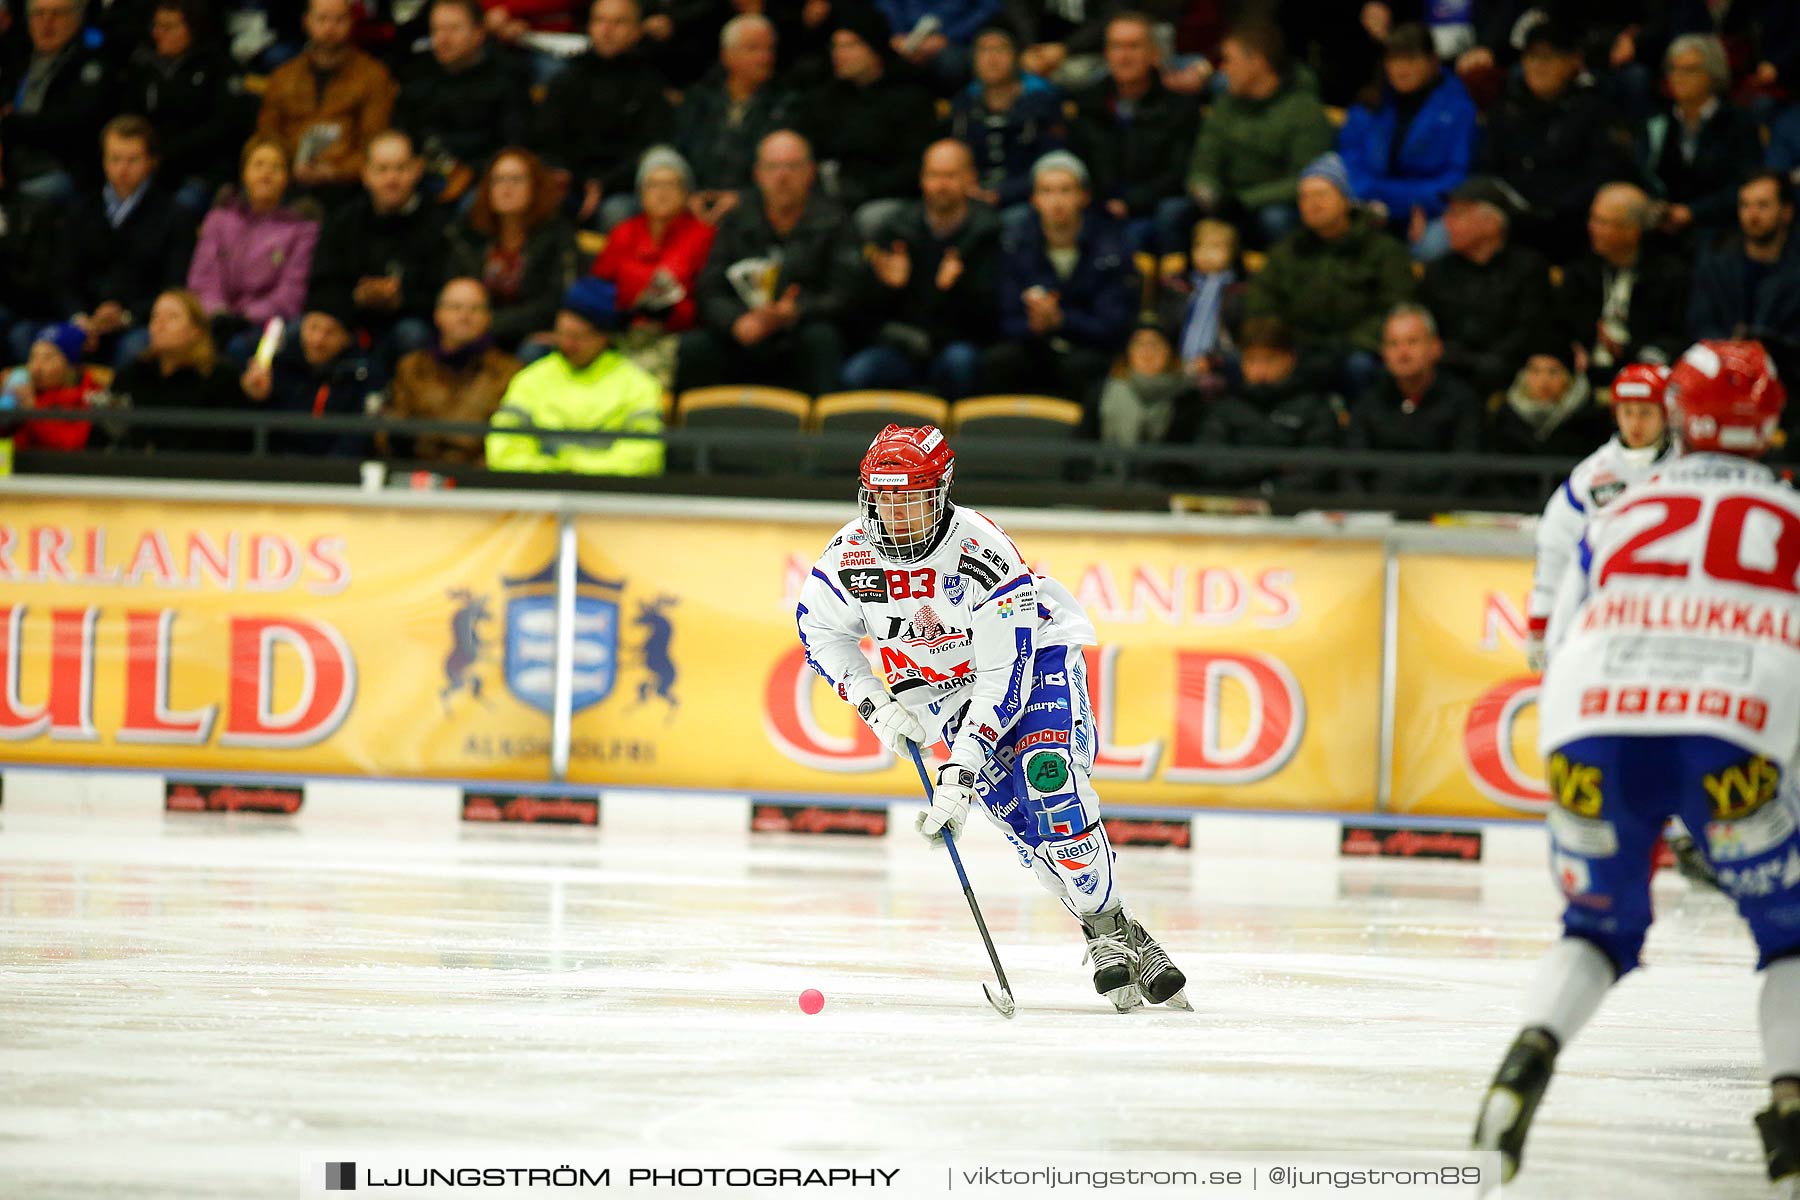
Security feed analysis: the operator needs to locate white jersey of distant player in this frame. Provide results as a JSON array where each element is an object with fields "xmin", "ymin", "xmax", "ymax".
[
  {"xmin": 796, "ymin": 506, "xmax": 1096, "ymax": 753},
  {"xmin": 1529, "ymin": 435, "xmax": 1674, "ymax": 650},
  {"xmin": 1538, "ymin": 453, "xmax": 1800, "ymax": 766}
]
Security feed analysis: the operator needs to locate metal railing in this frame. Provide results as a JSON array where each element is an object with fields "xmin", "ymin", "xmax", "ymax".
[{"xmin": 4, "ymin": 405, "xmax": 1583, "ymax": 517}]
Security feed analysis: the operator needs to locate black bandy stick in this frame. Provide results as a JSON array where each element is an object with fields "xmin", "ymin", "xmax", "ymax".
[{"xmin": 908, "ymin": 742, "xmax": 1016, "ymax": 1018}]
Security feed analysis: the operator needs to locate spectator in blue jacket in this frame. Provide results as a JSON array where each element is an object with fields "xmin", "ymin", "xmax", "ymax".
[
  {"xmin": 876, "ymin": 0, "xmax": 1002, "ymax": 91},
  {"xmin": 950, "ymin": 25, "xmax": 1065, "ymax": 233},
  {"xmin": 980, "ymin": 150, "xmax": 1138, "ymax": 409},
  {"xmin": 1337, "ymin": 23, "xmax": 1477, "ymax": 263}
]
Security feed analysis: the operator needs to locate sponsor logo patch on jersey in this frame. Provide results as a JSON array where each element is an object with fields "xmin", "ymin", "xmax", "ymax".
[
  {"xmin": 1590, "ymin": 477, "xmax": 1627, "ymax": 507},
  {"xmin": 958, "ymin": 553, "xmax": 1000, "ymax": 590},
  {"xmin": 840, "ymin": 549, "xmax": 876, "ymax": 566},
  {"xmin": 1025, "ymin": 748, "xmax": 1073, "ymax": 796},
  {"xmin": 1707, "ymin": 797, "xmax": 1797, "ymax": 863},
  {"xmin": 899, "ymin": 605, "xmax": 968, "ymax": 650},
  {"xmin": 840, "ymin": 569, "xmax": 888, "ymax": 601},
  {"xmin": 1051, "ymin": 830, "xmax": 1101, "ymax": 871}
]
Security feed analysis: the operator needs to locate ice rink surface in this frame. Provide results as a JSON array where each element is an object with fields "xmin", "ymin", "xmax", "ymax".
[{"xmin": 0, "ymin": 774, "xmax": 1777, "ymax": 1199}]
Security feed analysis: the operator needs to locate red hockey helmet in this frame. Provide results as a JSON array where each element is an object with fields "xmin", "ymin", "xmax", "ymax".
[
  {"xmin": 1664, "ymin": 340, "xmax": 1787, "ymax": 456},
  {"xmin": 1607, "ymin": 362, "xmax": 1669, "ymax": 407},
  {"xmin": 857, "ymin": 424, "xmax": 955, "ymax": 564}
]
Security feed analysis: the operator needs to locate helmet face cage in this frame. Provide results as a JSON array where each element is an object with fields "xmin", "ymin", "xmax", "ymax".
[{"xmin": 859, "ymin": 478, "xmax": 952, "ymax": 564}]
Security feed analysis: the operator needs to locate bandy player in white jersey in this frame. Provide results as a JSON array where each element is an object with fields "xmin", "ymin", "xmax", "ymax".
[
  {"xmin": 1473, "ymin": 341, "xmax": 1800, "ymax": 1197},
  {"xmin": 1525, "ymin": 362, "xmax": 1674, "ymax": 672},
  {"xmin": 795, "ymin": 424, "xmax": 1189, "ymax": 1012},
  {"xmin": 1527, "ymin": 361, "xmax": 1721, "ymax": 887}
]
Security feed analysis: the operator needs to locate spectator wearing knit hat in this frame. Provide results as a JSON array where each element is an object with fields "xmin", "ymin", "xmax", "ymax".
[
  {"xmin": 982, "ymin": 150, "xmax": 1137, "ymax": 410},
  {"xmin": 239, "ymin": 300, "xmax": 374, "ymax": 458},
  {"xmin": 1486, "ymin": 332, "xmax": 1608, "ymax": 485},
  {"xmin": 532, "ymin": 0, "xmax": 675, "ymax": 231},
  {"xmin": 487, "ymin": 278, "xmax": 666, "ymax": 476},
  {"xmin": 796, "ymin": 4, "xmax": 938, "ymax": 237},
  {"xmin": 0, "ymin": 322, "xmax": 101, "ymax": 451},
  {"xmin": 1244, "ymin": 152, "xmax": 1415, "ymax": 396}
]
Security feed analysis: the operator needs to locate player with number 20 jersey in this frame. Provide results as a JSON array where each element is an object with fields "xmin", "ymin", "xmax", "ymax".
[{"xmin": 1474, "ymin": 342, "xmax": 1800, "ymax": 1197}]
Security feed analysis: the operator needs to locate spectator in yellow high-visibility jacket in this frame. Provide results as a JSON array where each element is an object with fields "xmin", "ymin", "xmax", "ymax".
[{"xmin": 485, "ymin": 279, "xmax": 665, "ymax": 475}]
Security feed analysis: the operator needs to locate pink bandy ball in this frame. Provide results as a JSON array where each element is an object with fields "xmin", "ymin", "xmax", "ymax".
[{"xmin": 798, "ymin": 988, "xmax": 825, "ymax": 1015}]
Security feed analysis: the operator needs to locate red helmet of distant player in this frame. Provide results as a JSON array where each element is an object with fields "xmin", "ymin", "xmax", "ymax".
[
  {"xmin": 1607, "ymin": 362, "xmax": 1670, "ymax": 408},
  {"xmin": 1607, "ymin": 362, "xmax": 1670, "ymax": 449},
  {"xmin": 858, "ymin": 424, "xmax": 955, "ymax": 563},
  {"xmin": 1664, "ymin": 340, "xmax": 1787, "ymax": 456}
]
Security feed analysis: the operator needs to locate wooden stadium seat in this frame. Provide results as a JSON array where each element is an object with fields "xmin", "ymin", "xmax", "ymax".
[
  {"xmin": 950, "ymin": 395, "xmax": 1083, "ymax": 479},
  {"xmin": 812, "ymin": 390, "xmax": 950, "ymax": 474},
  {"xmin": 674, "ymin": 386, "xmax": 811, "ymax": 474}
]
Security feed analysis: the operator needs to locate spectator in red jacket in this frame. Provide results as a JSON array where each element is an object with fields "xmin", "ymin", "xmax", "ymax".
[
  {"xmin": 591, "ymin": 146, "xmax": 716, "ymax": 385},
  {"xmin": 0, "ymin": 323, "xmax": 99, "ymax": 451}
]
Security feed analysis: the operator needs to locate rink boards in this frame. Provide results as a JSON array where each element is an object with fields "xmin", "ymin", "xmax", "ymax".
[{"xmin": 0, "ymin": 479, "xmax": 1541, "ymax": 820}]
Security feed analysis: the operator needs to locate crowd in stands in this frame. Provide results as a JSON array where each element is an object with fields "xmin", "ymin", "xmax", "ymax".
[{"xmin": 1, "ymin": 0, "xmax": 1798, "ymax": 506}]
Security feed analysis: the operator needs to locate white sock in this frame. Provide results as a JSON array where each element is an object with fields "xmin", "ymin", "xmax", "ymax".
[
  {"xmin": 1762, "ymin": 958, "xmax": 1800, "ymax": 1085},
  {"xmin": 1521, "ymin": 937, "xmax": 1616, "ymax": 1047}
]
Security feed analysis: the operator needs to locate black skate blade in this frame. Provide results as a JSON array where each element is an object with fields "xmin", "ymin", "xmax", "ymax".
[{"xmin": 983, "ymin": 983, "xmax": 1016, "ymax": 1018}]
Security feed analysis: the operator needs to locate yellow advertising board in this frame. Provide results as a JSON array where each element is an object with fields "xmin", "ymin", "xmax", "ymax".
[
  {"xmin": 0, "ymin": 493, "xmax": 1452, "ymax": 814},
  {"xmin": 1388, "ymin": 554, "xmax": 1548, "ymax": 818},
  {"xmin": 0, "ymin": 496, "xmax": 558, "ymax": 777},
  {"xmin": 566, "ymin": 516, "xmax": 1386, "ymax": 810}
]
